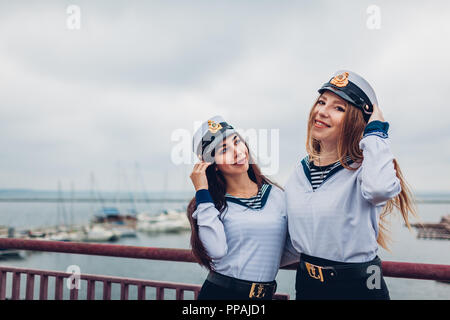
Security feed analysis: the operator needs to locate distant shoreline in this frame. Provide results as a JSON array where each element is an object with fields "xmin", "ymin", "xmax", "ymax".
[
  {"xmin": 1, "ymin": 190, "xmax": 450, "ymax": 204},
  {"xmin": 0, "ymin": 198, "xmax": 190, "ymax": 203},
  {"xmin": 0, "ymin": 198, "xmax": 449, "ymax": 204}
]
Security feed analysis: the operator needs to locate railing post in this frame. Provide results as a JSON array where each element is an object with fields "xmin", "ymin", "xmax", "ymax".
[
  {"xmin": 11, "ymin": 272, "xmax": 21, "ymax": 300},
  {"xmin": 55, "ymin": 276, "xmax": 64, "ymax": 300},
  {"xmin": 0, "ymin": 271, "xmax": 7, "ymax": 300},
  {"xmin": 87, "ymin": 280, "xmax": 96, "ymax": 300},
  {"xmin": 194, "ymin": 289, "xmax": 200, "ymax": 300},
  {"xmin": 156, "ymin": 286, "xmax": 164, "ymax": 300},
  {"xmin": 25, "ymin": 274, "xmax": 35, "ymax": 300},
  {"xmin": 103, "ymin": 281, "xmax": 111, "ymax": 300},
  {"xmin": 137, "ymin": 284, "xmax": 146, "ymax": 300},
  {"xmin": 120, "ymin": 282, "xmax": 129, "ymax": 300},
  {"xmin": 70, "ymin": 287, "xmax": 79, "ymax": 300},
  {"xmin": 69, "ymin": 275, "xmax": 79, "ymax": 300},
  {"xmin": 39, "ymin": 275, "xmax": 48, "ymax": 300},
  {"xmin": 176, "ymin": 288, "xmax": 184, "ymax": 300}
]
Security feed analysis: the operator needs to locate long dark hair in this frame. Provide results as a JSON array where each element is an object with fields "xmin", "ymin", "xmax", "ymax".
[{"xmin": 186, "ymin": 138, "xmax": 280, "ymax": 270}]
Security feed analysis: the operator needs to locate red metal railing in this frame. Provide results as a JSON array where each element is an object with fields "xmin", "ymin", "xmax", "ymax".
[
  {"xmin": 1, "ymin": 238, "xmax": 449, "ymax": 300},
  {"xmin": 0, "ymin": 265, "xmax": 203, "ymax": 300},
  {"xmin": 0, "ymin": 239, "xmax": 291, "ymax": 300}
]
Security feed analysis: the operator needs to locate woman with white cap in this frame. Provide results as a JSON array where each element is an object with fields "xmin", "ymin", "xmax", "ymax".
[
  {"xmin": 284, "ymin": 70, "xmax": 417, "ymax": 300},
  {"xmin": 188, "ymin": 116, "xmax": 298, "ymax": 300}
]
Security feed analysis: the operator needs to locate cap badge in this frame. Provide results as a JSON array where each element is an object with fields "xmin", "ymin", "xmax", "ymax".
[
  {"xmin": 208, "ymin": 120, "xmax": 222, "ymax": 133},
  {"xmin": 363, "ymin": 104, "xmax": 372, "ymax": 114},
  {"xmin": 330, "ymin": 72, "xmax": 349, "ymax": 87}
]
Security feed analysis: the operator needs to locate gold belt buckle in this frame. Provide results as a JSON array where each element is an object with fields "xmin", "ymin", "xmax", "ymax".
[
  {"xmin": 305, "ymin": 262, "xmax": 325, "ymax": 282},
  {"xmin": 249, "ymin": 283, "xmax": 266, "ymax": 299}
]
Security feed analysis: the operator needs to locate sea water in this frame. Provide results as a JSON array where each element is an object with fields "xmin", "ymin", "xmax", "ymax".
[{"xmin": 0, "ymin": 196, "xmax": 449, "ymax": 300}]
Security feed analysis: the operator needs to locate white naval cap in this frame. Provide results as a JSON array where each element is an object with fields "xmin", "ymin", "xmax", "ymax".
[
  {"xmin": 318, "ymin": 70, "xmax": 378, "ymax": 122},
  {"xmin": 192, "ymin": 115, "xmax": 236, "ymax": 163}
]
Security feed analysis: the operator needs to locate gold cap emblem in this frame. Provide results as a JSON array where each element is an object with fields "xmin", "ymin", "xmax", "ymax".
[
  {"xmin": 208, "ymin": 120, "xmax": 222, "ymax": 133},
  {"xmin": 330, "ymin": 72, "xmax": 349, "ymax": 87}
]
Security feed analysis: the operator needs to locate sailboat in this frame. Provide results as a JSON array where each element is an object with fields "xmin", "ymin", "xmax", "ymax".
[
  {"xmin": 136, "ymin": 209, "xmax": 190, "ymax": 233},
  {"xmin": 88, "ymin": 172, "xmax": 136, "ymax": 239},
  {"xmin": 91, "ymin": 207, "xmax": 137, "ymax": 238},
  {"xmin": 46, "ymin": 181, "xmax": 85, "ymax": 242},
  {"xmin": 136, "ymin": 169, "xmax": 190, "ymax": 233},
  {"xmin": 82, "ymin": 224, "xmax": 119, "ymax": 242}
]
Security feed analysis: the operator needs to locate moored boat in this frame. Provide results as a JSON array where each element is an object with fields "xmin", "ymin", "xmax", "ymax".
[{"xmin": 136, "ymin": 209, "xmax": 190, "ymax": 233}]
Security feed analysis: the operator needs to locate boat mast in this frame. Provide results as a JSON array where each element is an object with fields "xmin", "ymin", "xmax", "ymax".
[
  {"xmin": 57, "ymin": 180, "xmax": 68, "ymax": 229},
  {"xmin": 135, "ymin": 161, "xmax": 152, "ymax": 213}
]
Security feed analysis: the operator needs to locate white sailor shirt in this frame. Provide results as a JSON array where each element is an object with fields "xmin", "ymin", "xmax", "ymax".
[
  {"xmin": 284, "ymin": 121, "xmax": 401, "ymax": 263},
  {"xmin": 192, "ymin": 184, "xmax": 299, "ymax": 282}
]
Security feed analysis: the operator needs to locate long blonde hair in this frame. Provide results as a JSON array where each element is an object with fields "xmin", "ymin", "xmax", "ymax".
[{"xmin": 306, "ymin": 95, "xmax": 417, "ymax": 250}]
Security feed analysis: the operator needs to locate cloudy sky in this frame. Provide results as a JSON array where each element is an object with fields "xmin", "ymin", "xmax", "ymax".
[{"xmin": 1, "ymin": 0, "xmax": 449, "ymax": 194}]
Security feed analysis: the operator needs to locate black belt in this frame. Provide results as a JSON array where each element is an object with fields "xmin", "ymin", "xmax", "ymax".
[
  {"xmin": 299, "ymin": 254, "xmax": 382, "ymax": 283},
  {"xmin": 206, "ymin": 271, "xmax": 277, "ymax": 299}
]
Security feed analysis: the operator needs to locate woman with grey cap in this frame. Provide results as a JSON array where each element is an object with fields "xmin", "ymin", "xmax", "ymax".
[
  {"xmin": 187, "ymin": 116, "xmax": 298, "ymax": 300},
  {"xmin": 284, "ymin": 70, "xmax": 417, "ymax": 300}
]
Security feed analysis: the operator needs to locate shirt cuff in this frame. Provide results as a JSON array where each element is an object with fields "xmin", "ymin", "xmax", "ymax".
[
  {"xmin": 195, "ymin": 189, "xmax": 214, "ymax": 206},
  {"xmin": 363, "ymin": 120, "xmax": 389, "ymax": 139}
]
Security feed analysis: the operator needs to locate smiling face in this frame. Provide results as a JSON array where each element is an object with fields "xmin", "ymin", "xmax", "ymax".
[
  {"xmin": 310, "ymin": 90, "xmax": 348, "ymax": 147},
  {"xmin": 214, "ymin": 134, "xmax": 250, "ymax": 176}
]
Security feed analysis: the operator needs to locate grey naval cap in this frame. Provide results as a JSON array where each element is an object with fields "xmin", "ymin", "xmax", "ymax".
[
  {"xmin": 318, "ymin": 70, "xmax": 378, "ymax": 122},
  {"xmin": 192, "ymin": 115, "xmax": 236, "ymax": 163}
]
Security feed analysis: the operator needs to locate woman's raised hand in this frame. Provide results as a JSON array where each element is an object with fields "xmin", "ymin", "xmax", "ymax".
[{"xmin": 190, "ymin": 161, "xmax": 213, "ymax": 191}]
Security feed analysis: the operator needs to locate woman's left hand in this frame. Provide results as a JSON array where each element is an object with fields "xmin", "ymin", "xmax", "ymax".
[{"xmin": 368, "ymin": 104, "xmax": 385, "ymax": 123}]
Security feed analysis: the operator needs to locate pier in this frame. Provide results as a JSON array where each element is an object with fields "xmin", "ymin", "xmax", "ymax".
[{"xmin": 411, "ymin": 215, "xmax": 450, "ymax": 240}]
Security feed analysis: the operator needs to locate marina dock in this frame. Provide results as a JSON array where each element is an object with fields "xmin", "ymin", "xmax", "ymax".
[{"xmin": 411, "ymin": 215, "xmax": 450, "ymax": 240}]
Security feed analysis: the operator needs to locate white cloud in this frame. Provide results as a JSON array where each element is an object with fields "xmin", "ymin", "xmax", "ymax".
[{"xmin": 0, "ymin": 0, "xmax": 449, "ymax": 192}]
